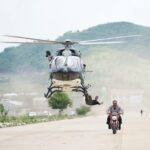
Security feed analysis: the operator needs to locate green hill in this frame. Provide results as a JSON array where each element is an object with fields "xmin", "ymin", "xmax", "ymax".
[
  {"xmin": 84, "ymin": 47, "xmax": 150, "ymax": 89},
  {"xmin": 1, "ymin": 21, "xmax": 150, "ymax": 73}
]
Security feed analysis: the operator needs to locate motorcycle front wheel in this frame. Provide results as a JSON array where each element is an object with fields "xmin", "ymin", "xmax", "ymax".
[{"xmin": 113, "ymin": 129, "xmax": 117, "ymax": 134}]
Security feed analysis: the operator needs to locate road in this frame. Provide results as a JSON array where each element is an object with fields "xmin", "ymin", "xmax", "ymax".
[{"xmin": 0, "ymin": 113, "xmax": 150, "ymax": 150}]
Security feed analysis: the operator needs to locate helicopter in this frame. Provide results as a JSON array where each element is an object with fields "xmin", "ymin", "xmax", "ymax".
[{"xmin": 1, "ymin": 34, "xmax": 141, "ymax": 105}]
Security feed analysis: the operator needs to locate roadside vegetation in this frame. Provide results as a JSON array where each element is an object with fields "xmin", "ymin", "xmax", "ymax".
[
  {"xmin": 0, "ymin": 103, "xmax": 8, "ymax": 123},
  {"xmin": 0, "ymin": 115, "xmax": 75, "ymax": 128},
  {"xmin": 76, "ymin": 105, "xmax": 91, "ymax": 116},
  {"xmin": 0, "ymin": 94, "xmax": 91, "ymax": 128}
]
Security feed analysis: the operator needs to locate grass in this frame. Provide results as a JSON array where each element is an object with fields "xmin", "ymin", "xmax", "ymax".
[{"xmin": 0, "ymin": 114, "xmax": 76, "ymax": 128}]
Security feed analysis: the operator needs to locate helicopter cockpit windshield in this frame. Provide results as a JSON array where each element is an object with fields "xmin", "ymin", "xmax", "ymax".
[
  {"xmin": 57, "ymin": 49, "xmax": 81, "ymax": 57},
  {"xmin": 62, "ymin": 50, "xmax": 72, "ymax": 56}
]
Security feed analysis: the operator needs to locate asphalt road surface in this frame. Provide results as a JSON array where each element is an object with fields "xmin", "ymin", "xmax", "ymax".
[{"xmin": 0, "ymin": 113, "xmax": 150, "ymax": 150}]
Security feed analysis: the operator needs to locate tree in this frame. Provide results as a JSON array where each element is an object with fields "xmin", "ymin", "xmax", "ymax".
[
  {"xmin": 48, "ymin": 92, "xmax": 72, "ymax": 115},
  {"xmin": 0, "ymin": 104, "xmax": 8, "ymax": 122}
]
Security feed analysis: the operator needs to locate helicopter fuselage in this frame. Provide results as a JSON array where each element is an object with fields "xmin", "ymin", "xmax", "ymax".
[
  {"xmin": 50, "ymin": 49, "xmax": 85, "ymax": 89},
  {"xmin": 44, "ymin": 48, "xmax": 87, "ymax": 97}
]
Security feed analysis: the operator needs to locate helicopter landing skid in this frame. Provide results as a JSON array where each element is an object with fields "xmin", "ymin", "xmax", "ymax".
[
  {"xmin": 44, "ymin": 83, "xmax": 95, "ymax": 105},
  {"xmin": 44, "ymin": 84, "xmax": 63, "ymax": 98}
]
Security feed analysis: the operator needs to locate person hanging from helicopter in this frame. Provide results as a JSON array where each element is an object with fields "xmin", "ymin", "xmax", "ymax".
[
  {"xmin": 83, "ymin": 64, "xmax": 86, "ymax": 71},
  {"xmin": 85, "ymin": 95, "xmax": 103, "ymax": 105},
  {"xmin": 46, "ymin": 50, "xmax": 53, "ymax": 61},
  {"xmin": 46, "ymin": 50, "xmax": 53, "ymax": 80}
]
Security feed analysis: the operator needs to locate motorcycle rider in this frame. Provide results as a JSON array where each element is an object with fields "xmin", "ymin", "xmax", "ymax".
[{"xmin": 106, "ymin": 100, "xmax": 123, "ymax": 129}]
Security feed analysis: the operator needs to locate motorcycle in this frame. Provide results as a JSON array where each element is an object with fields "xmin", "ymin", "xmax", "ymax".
[{"xmin": 109, "ymin": 112, "xmax": 120, "ymax": 134}]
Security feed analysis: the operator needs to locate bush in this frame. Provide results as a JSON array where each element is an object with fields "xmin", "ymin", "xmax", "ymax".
[
  {"xmin": 76, "ymin": 105, "xmax": 91, "ymax": 116},
  {"xmin": 48, "ymin": 92, "xmax": 72, "ymax": 115}
]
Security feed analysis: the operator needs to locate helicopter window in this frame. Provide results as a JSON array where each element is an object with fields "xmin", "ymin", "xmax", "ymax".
[
  {"xmin": 57, "ymin": 49, "xmax": 65, "ymax": 56},
  {"xmin": 70, "ymin": 49, "xmax": 80, "ymax": 57}
]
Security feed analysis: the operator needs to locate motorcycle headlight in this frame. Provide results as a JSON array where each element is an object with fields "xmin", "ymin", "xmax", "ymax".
[{"xmin": 112, "ymin": 116, "xmax": 117, "ymax": 120}]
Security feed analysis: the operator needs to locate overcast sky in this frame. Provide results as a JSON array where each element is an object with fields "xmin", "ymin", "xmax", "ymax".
[{"xmin": 0, "ymin": 0, "xmax": 150, "ymax": 52}]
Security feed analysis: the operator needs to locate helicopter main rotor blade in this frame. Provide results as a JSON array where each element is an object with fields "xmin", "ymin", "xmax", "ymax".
[
  {"xmin": 0, "ymin": 41, "xmax": 60, "ymax": 44},
  {"xmin": 1, "ymin": 34, "xmax": 139, "ymax": 46},
  {"xmin": 3, "ymin": 35, "xmax": 62, "ymax": 44},
  {"xmin": 79, "ymin": 41, "xmax": 125, "ymax": 45},
  {"xmin": 1, "ymin": 35, "xmax": 80, "ymax": 46},
  {"xmin": 79, "ymin": 35, "xmax": 142, "ymax": 43}
]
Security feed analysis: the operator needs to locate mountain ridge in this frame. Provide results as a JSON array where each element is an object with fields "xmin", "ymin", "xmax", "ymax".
[{"xmin": 0, "ymin": 21, "xmax": 150, "ymax": 73}]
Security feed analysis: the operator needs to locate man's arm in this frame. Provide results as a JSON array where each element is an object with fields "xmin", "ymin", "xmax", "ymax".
[
  {"xmin": 93, "ymin": 100, "xmax": 103, "ymax": 105},
  {"xmin": 99, "ymin": 101, "xmax": 104, "ymax": 105},
  {"xmin": 119, "ymin": 106, "xmax": 124, "ymax": 114},
  {"xmin": 107, "ymin": 106, "xmax": 111, "ymax": 114}
]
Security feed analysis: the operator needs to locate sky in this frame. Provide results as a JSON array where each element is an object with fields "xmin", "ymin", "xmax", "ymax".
[{"xmin": 0, "ymin": 0, "xmax": 150, "ymax": 52}]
